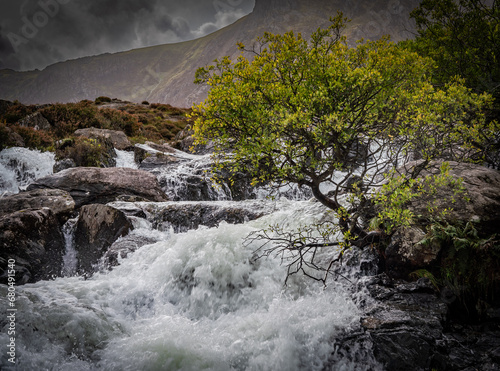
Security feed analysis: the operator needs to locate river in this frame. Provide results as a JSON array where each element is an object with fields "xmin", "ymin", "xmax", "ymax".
[{"xmin": 0, "ymin": 147, "xmax": 381, "ymax": 370}]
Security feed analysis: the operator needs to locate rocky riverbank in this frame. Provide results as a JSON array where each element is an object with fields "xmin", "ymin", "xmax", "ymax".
[{"xmin": 1, "ymin": 123, "xmax": 500, "ymax": 369}]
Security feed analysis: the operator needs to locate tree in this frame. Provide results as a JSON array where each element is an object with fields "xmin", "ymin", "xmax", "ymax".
[
  {"xmin": 407, "ymin": 0, "xmax": 500, "ymax": 167},
  {"xmin": 192, "ymin": 14, "xmax": 494, "ymax": 283},
  {"xmin": 408, "ymin": 0, "xmax": 500, "ymax": 105}
]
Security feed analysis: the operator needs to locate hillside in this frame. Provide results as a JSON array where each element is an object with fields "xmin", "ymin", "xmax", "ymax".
[{"xmin": 0, "ymin": 0, "xmax": 420, "ymax": 107}]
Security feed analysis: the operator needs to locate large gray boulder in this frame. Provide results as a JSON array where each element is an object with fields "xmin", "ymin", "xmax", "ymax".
[
  {"xmin": 27, "ymin": 167, "xmax": 169, "ymax": 207},
  {"xmin": 0, "ymin": 208, "xmax": 65, "ymax": 284},
  {"xmin": 407, "ymin": 161, "xmax": 500, "ymax": 234},
  {"xmin": 74, "ymin": 204, "xmax": 132, "ymax": 275},
  {"xmin": 74, "ymin": 128, "xmax": 132, "ymax": 150},
  {"xmin": 0, "ymin": 188, "xmax": 75, "ymax": 220},
  {"xmin": 385, "ymin": 161, "xmax": 500, "ymax": 279}
]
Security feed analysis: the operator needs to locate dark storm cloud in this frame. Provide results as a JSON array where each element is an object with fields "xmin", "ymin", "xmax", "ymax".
[{"xmin": 0, "ymin": 0, "xmax": 254, "ymax": 71}]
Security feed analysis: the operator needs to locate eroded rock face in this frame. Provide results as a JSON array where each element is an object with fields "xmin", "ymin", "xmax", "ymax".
[
  {"xmin": 74, "ymin": 204, "xmax": 132, "ymax": 275},
  {"xmin": 27, "ymin": 167, "xmax": 169, "ymax": 207},
  {"xmin": 74, "ymin": 128, "xmax": 132, "ymax": 150},
  {"xmin": 0, "ymin": 208, "xmax": 65, "ymax": 284},
  {"xmin": 0, "ymin": 188, "xmax": 75, "ymax": 220}
]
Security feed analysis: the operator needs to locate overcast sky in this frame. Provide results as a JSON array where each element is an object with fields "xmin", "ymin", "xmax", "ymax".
[{"xmin": 0, "ymin": 0, "xmax": 255, "ymax": 71}]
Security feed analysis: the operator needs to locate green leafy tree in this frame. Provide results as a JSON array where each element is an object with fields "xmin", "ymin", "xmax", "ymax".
[
  {"xmin": 192, "ymin": 14, "xmax": 494, "ymax": 283},
  {"xmin": 408, "ymin": 0, "xmax": 500, "ymax": 103}
]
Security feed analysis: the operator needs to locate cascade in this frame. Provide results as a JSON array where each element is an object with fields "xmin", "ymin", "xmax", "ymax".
[
  {"xmin": 114, "ymin": 149, "xmax": 138, "ymax": 169},
  {"xmin": 0, "ymin": 145, "xmax": 387, "ymax": 370},
  {"xmin": 62, "ymin": 217, "xmax": 79, "ymax": 277},
  {"xmin": 0, "ymin": 147, "xmax": 55, "ymax": 194}
]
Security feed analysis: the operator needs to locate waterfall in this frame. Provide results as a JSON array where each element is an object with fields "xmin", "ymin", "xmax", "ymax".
[
  {"xmin": 114, "ymin": 149, "xmax": 138, "ymax": 169},
  {"xmin": 0, "ymin": 147, "xmax": 55, "ymax": 194},
  {"xmin": 62, "ymin": 217, "xmax": 79, "ymax": 277}
]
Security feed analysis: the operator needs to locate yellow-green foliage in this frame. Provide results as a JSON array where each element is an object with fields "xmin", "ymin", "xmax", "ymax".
[
  {"xmin": 192, "ymin": 13, "xmax": 491, "ymax": 240},
  {"xmin": 372, "ymin": 162, "xmax": 467, "ymax": 234}
]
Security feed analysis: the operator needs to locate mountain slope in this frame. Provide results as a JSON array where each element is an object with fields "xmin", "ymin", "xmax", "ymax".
[{"xmin": 0, "ymin": 0, "xmax": 420, "ymax": 108}]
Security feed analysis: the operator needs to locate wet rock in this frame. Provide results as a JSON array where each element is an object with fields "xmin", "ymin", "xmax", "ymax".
[
  {"xmin": 332, "ymin": 270, "xmax": 500, "ymax": 371},
  {"xmin": 27, "ymin": 167, "xmax": 169, "ymax": 207},
  {"xmin": 53, "ymin": 158, "xmax": 76, "ymax": 173},
  {"xmin": 148, "ymin": 202, "xmax": 269, "ymax": 232},
  {"xmin": 385, "ymin": 226, "xmax": 441, "ymax": 279},
  {"xmin": 74, "ymin": 127, "xmax": 132, "ymax": 150},
  {"xmin": 111, "ymin": 200, "xmax": 276, "ymax": 233},
  {"xmin": 0, "ymin": 208, "xmax": 65, "ymax": 284},
  {"xmin": 102, "ymin": 234, "xmax": 158, "ymax": 269},
  {"xmin": 74, "ymin": 204, "xmax": 133, "ymax": 275},
  {"xmin": 0, "ymin": 188, "xmax": 75, "ymax": 220},
  {"xmin": 18, "ymin": 111, "xmax": 51, "ymax": 130},
  {"xmin": 134, "ymin": 143, "xmax": 179, "ymax": 169}
]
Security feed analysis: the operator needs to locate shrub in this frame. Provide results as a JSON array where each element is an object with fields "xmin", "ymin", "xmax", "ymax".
[
  {"xmin": 95, "ymin": 96, "xmax": 112, "ymax": 104},
  {"xmin": 56, "ymin": 136, "xmax": 114, "ymax": 167},
  {"xmin": 12, "ymin": 126, "xmax": 53, "ymax": 150}
]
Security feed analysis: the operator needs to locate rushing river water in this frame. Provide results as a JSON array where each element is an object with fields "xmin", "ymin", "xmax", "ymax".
[{"xmin": 0, "ymin": 147, "xmax": 381, "ymax": 370}]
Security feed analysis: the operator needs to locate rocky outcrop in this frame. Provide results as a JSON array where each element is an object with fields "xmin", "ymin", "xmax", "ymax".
[
  {"xmin": 74, "ymin": 128, "xmax": 132, "ymax": 150},
  {"xmin": 333, "ymin": 274, "xmax": 500, "ymax": 371},
  {"xmin": 0, "ymin": 208, "xmax": 65, "ymax": 284},
  {"xmin": 18, "ymin": 112, "xmax": 51, "ymax": 130},
  {"xmin": 74, "ymin": 204, "xmax": 132, "ymax": 275},
  {"xmin": 27, "ymin": 167, "xmax": 169, "ymax": 207},
  {"xmin": 0, "ymin": 188, "xmax": 75, "ymax": 220}
]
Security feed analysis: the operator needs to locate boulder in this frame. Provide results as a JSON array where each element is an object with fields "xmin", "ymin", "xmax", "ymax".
[
  {"xmin": 74, "ymin": 127, "xmax": 132, "ymax": 150},
  {"xmin": 53, "ymin": 158, "xmax": 76, "ymax": 173},
  {"xmin": 0, "ymin": 188, "xmax": 75, "ymax": 220},
  {"xmin": 74, "ymin": 204, "xmax": 133, "ymax": 275},
  {"xmin": 18, "ymin": 111, "xmax": 51, "ymax": 130},
  {"xmin": 102, "ymin": 234, "xmax": 158, "ymax": 269},
  {"xmin": 27, "ymin": 167, "xmax": 169, "ymax": 207},
  {"xmin": 134, "ymin": 143, "xmax": 179, "ymax": 169},
  {"xmin": 407, "ymin": 161, "xmax": 500, "ymax": 234},
  {"xmin": 385, "ymin": 227, "xmax": 441, "ymax": 279},
  {"xmin": 385, "ymin": 161, "xmax": 500, "ymax": 279},
  {"xmin": 0, "ymin": 208, "xmax": 65, "ymax": 284}
]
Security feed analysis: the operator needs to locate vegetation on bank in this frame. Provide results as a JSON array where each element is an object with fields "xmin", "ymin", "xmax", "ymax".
[
  {"xmin": 0, "ymin": 98, "xmax": 191, "ymax": 152},
  {"xmin": 192, "ymin": 0, "xmax": 500, "ymax": 313}
]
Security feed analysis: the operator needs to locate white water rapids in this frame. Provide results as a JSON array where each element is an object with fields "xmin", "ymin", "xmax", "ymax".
[{"xmin": 0, "ymin": 148, "xmax": 381, "ymax": 370}]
